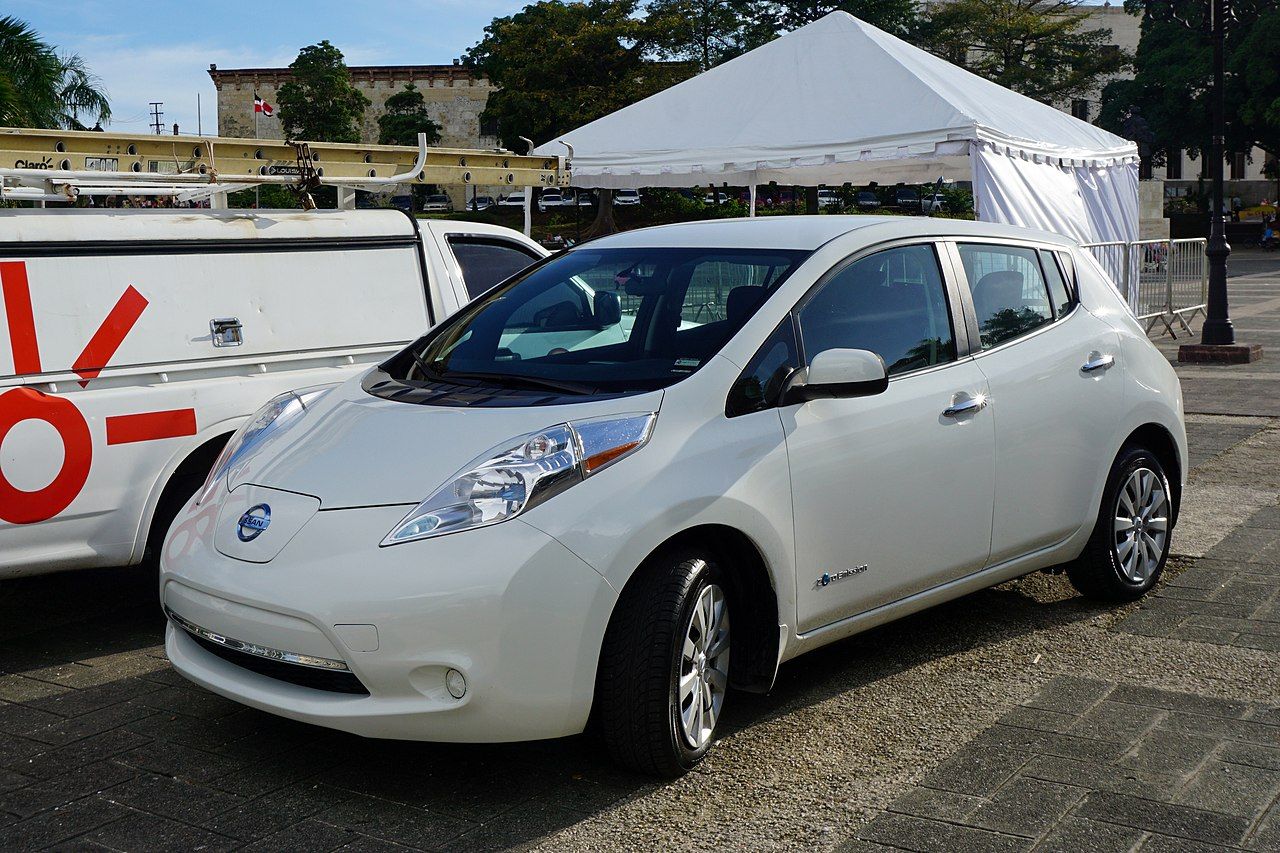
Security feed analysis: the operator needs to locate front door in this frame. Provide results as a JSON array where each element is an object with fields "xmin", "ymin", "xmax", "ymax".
[{"xmin": 782, "ymin": 243, "xmax": 996, "ymax": 634}]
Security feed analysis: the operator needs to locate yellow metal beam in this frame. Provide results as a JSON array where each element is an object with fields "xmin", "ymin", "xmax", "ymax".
[{"xmin": 0, "ymin": 126, "xmax": 567, "ymax": 188}]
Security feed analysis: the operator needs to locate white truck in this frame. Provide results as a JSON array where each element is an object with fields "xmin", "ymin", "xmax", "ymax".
[{"xmin": 0, "ymin": 208, "xmax": 546, "ymax": 578}]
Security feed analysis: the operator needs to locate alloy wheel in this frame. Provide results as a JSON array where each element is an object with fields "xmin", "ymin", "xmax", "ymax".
[
  {"xmin": 678, "ymin": 583, "xmax": 730, "ymax": 750},
  {"xmin": 1113, "ymin": 467, "xmax": 1169, "ymax": 583}
]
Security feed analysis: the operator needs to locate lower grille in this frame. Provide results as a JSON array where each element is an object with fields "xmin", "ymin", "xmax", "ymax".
[{"xmin": 168, "ymin": 610, "xmax": 370, "ymax": 696}]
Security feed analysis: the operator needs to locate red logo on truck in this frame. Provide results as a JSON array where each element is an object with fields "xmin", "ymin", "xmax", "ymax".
[{"xmin": 0, "ymin": 261, "xmax": 197, "ymax": 524}]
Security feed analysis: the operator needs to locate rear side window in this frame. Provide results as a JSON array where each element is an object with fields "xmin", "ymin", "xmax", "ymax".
[
  {"xmin": 449, "ymin": 238, "xmax": 542, "ymax": 299},
  {"xmin": 1040, "ymin": 250, "xmax": 1075, "ymax": 317},
  {"xmin": 958, "ymin": 244, "xmax": 1053, "ymax": 348},
  {"xmin": 797, "ymin": 244, "xmax": 956, "ymax": 376}
]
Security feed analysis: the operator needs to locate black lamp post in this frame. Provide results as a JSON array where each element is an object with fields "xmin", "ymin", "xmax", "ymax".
[{"xmin": 1149, "ymin": 0, "xmax": 1261, "ymax": 362}]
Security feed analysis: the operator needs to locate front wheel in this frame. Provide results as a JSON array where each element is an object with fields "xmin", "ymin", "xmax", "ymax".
[
  {"xmin": 1067, "ymin": 446, "xmax": 1173, "ymax": 601},
  {"xmin": 596, "ymin": 550, "xmax": 731, "ymax": 777}
]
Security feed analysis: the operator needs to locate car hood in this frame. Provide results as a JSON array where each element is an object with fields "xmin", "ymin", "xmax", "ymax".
[{"xmin": 226, "ymin": 374, "xmax": 665, "ymax": 509}]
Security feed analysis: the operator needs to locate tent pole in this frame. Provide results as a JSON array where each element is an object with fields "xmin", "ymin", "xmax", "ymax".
[
  {"xmin": 523, "ymin": 186, "xmax": 532, "ymax": 238},
  {"xmin": 749, "ymin": 183, "xmax": 757, "ymax": 217}
]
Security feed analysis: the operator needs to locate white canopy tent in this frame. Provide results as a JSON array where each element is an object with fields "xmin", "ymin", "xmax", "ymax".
[{"xmin": 534, "ymin": 11, "xmax": 1139, "ymax": 249}]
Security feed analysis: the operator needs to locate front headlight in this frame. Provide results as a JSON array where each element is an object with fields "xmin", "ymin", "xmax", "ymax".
[
  {"xmin": 383, "ymin": 412, "xmax": 656, "ymax": 546},
  {"xmin": 196, "ymin": 385, "xmax": 335, "ymax": 504}
]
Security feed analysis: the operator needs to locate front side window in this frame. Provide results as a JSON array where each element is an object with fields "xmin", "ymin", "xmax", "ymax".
[
  {"xmin": 381, "ymin": 247, "xmax": 807, "ymax": 399},
  {"xmin": 448, "ymin": 238, "xmax": 542, "ymax": 299},
  {"xmin": 959, "ymin": 244, "xmax": 1053, "ymax": 348},
  {"xmin": 797, "ymin": 244, "xmax": 956, "ymax": 376}
]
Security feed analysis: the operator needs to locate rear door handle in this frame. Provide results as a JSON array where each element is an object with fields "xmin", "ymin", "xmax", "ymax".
[
  {"xmin": 1082, "ymin": 353, "xmax": 1115, "ymax": 373},
  {"xmin": 943, "ymin": 393, "xmax": 987, "ymax": 418},
  {"xmin": 210, "ymin": 317, "xmax": 243, "ymax": 347}
]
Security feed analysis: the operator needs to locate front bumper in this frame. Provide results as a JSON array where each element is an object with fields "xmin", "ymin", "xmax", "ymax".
[{"xmin": 161, "ymin": 500, "xmax": 617, "ymax": 742}]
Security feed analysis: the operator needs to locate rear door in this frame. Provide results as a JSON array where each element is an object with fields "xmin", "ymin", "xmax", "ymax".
[{"xmin": 948, "ymin": 241, "xmax": 1124, "ymax": 564}]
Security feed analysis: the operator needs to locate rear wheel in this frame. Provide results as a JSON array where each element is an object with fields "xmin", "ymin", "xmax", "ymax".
[
  {"xmin": 596, "ymin": 549, "xmax": 731, "ymax": 777},
  {"xmin": 1067, "ymin": 446, "xmax": 1172, "ymax": 601}
]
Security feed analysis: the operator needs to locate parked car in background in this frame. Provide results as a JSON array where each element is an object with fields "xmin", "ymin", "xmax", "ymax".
[
  {"xmin": 1, "ymin": 210, "xmax": 546, "ymax": 580},
  {"xmin": 422, "ymin": 194, "xmax": 455, "ymax": 213},
  {"xmin": 704, "ymin": 190, "xmax": 733, "ymax": 205},
  {"xmin": 817, "ymin": 189, "xmax": 840, "ymax": 209},
  {"xmin": 498, "ymin": 192, "xmax": 527, "ymax": 208},
  {"xmin": 613, "ymin": 188, "xmax": 642, "ymax": 206},
  {"xmin": 894, "ymin": 187, "xmax": 921, "ymax": 212},
  {"xmin": 389, "ymin": 195, "xmax": 414, "ymax": 213},
  {"xmin": 538, "ymin": 190, "xmax": 565, "ymax": 212},
  {"xmin": 855, "ymin": 191, "xmax": 880, "ymax": 210},
  {"xmin": 572, "ymin": 190, "xmax": 595, "ymax": 207},
  {"xmin": 922, "ymin": 193, "xmax": 948, "ymax": 214},
  {"xmin": 162, "ymin": 215, "xmax": 1185, "ymax": 780},
  {"xmin": 469, "ymin": 196, "xmax": 496, "ymax": 211}
]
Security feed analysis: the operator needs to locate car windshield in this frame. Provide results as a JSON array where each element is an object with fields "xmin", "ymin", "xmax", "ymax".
[
  {"xmin": 384, "ymin": 247, "xmax": 809, "ymax": 397},
  {"xmin": 427, "ymin": 195, "xmax": 449, "ymax": 202}
]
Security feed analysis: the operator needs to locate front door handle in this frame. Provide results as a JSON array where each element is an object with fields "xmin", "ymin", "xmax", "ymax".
[
  {"xmin": 1082, "ymin": 353, "xmax": 1115, "ymax": 373},
  {"xmin": 943, "ymin": 393, "xmax": 987, "ymax": 418}
]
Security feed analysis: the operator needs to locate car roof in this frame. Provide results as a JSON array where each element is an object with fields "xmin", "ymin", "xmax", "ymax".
[{"xmin": 578, "ymin": 216, "xmax": 1078, "ymax": 252}]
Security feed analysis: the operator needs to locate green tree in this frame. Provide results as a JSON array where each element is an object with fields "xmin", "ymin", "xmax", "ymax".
[
  {"xmin": 376, "ymin": 84, "xmax": 442, "ymax": 146},
  {"xmin": 465, "ymin": 0, "xmax": 691, "ymax": 151},
  {"xmin": 919, "ymin": 0, "xmax": 1130, "ymax": 103},
  {"xmin": 0, "ymin": 16, "xmax": 110, "ymax": 129},
  {"xmin": 765, "ymin": 0, "xmax": 920, "ymax": 37},
  {"xmin": 276, "ymin": 41, "xmax": 370, "ymax": 143},
  {"xmin": 646, "ymin": 0, "xmax": 775, "ymax": 70}
]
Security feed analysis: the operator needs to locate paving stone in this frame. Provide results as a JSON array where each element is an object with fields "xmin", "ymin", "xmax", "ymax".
[
  {"xmin": 856, "ymin": 812, "xmax": 1032, "ymax": 852},
  {"xmin": 967, "ymin": 777, "xmax": 1085, "ymax": 838},
  {"xmin": 200, "ymin": 781, "xmax": 355, "ymax": 841},
  {"xmin": 98, "ymin": 771, "xmax": 244, "ymax": 825},
  {"xmin": 1021, "ymin": 677, "xmax": 1112, "ymax": 716},
  {"xmin": 0, "ymin": 796, "xmax": 129, "ymax": 848},
  {"xmin": 1138, "ymin": 834, "xmax": 1247, "ymax": 853},
  {"xmin": 1106, "ymin": 684, "xmax": 1252, "ymax": 719},
  {"xmin": 1173, "ymin": 761, "xmax": 1280, "ymax": 819},
  {"xmin": 337, "ymin": 836, "xmax": 424, "ymax": 852},
  {"xmin": 1116, "ymin": 609, "xmax": 1184, "ymax": 638},
  {"xmin": 973, "ymin": 724, "xmax": 1130, "ymax": 764},
  {"xmin": 0, "ymin": 768, "xmax": 32, "ymax": 793},
  {"xmin": 1185, "ymin": 614, "xmax": 1280, "ymax": 637},
  {"xmin": 1000, "ymin": 705, "xmax": 1077, "ymax": 734},
  {"xmin": 0, "ymin": 760, "xmax": 137, "ymax": 819},
  {"xmin": 237, "ymin": 818, "xmax": 363, "ymax": 853},
  {"xmin": 1173, "ymin": 624, "xmax": 1241, "ymax": 644},
  {"xmin": 1073, "ymin": 791, "xmax": 1250, "ymax": 847},
  {"xmin": 24, "ymin": 702, "xmax": 157, "ymax": 748},
  {"xmin": 831, "ymin": 841, "xmax": 901, "ymax": 853},
  {"xmin": 1236, "ymin": 633, "xmax": 1280, "ymax": 651},
  {"xmin": 319, "ymin": 791, "xmax": 476, "ymax": 848},
  {"xmin": 0, "ymin": 731, "xmax": 48, "ymax": 768},
  {"xmin": 85, "ymin": 808, "xmax": 240, "ymax": 852},
  {"xmin": 26, "ymin": 677, "xmax": 164, "ymax": 718},
  {"xmin": 115, "ymin": 740, "xmax": 251, "ymax": 785},
  {"xmin": 887, "ymin": 786, "xmax": 985, "ymax": 822},
  {"xmin": 6, "ymin": 728, "xmax": 151, "ymax": 779},
  {"xmin": 1118, "ymin": 729, "xmax": 1221, "ymax": 778},
  {"xmin": 1218, "ymin": 741, "xmax": 1280, "ymax": 773},
  {"xmin": 1067, "ymin": 701, "xmax": 1165, "ymax": 747},
  {"xmin": 1160, "ymin": 710, "xmax": 1280, "ymax": 747},
  {"xmin": 1019, "ymin": 754, "xmax": 1183, "ymax": 800},
  {"xmin": 438, "ymin": 801, "xmax": 587, "ymax": 852},
  {"xmin": 133, "ymin": 686, "xmax": 246, "ymax": 720},
  {"xmin": 1250, "ymin": 706, "xmax": 1280, "ymax": 727},
  {"xmin": 0, "ymin": 676, "xmax": 72, "ymax": 705},
  {"xmin": 0, "ymin": 703, "xmax": 64, "ymax": 742},
  {"xmin": 1247, "ymin": 802, "xmax": 1280, "ymax": 852},
  {"xmin": 1031, "ymin": 816, "xmax": 1146, "ymax": 853},
  {"xmin": 918, "ymin": 743, "xmax": 1034, "ymax": 797}
]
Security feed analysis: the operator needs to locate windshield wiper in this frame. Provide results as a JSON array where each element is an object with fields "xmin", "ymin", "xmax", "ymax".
[{"xmin": 441, "ymin": 371, "xmax": 598, "ymax": 396}]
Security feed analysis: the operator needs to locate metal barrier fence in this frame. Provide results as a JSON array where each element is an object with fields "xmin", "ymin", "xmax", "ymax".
[{"xmin": 1081, "ymin": 238, "xmax": 1208, "ymax": 338}]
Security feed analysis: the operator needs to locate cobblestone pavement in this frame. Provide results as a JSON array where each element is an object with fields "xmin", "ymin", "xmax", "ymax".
[{"xmin": 1, "ymin": 259, "xmax": 1278, "ymax": 851}]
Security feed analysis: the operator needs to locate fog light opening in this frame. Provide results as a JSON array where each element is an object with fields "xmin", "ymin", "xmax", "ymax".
[{"xmin": 445, "ymin": 668, "xmax": 467, "ymax": 699}]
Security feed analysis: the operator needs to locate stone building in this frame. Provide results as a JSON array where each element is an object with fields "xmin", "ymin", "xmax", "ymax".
[
  {"xmin": 208, "ymin": 63, "xmax": 501, "ymax": 205},
  {"xmin": 208, "ymin": 63, "xmax": 498, "ymax": 149}
]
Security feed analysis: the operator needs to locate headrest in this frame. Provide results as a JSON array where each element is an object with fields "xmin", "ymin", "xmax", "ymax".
[{"xmin": 974, "ymin": 270, "xmax": 1024, "ymax": 314}]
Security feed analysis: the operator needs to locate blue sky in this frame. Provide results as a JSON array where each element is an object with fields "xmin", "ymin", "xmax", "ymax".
[{"xmin": 9, "ymin": 0, "xmax": 528, "ymax": 135}]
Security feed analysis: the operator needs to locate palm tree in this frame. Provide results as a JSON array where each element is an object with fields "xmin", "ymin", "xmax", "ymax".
[{"xmin": 0, "ymin": 16, "xmax": 110, "ymax": 129}]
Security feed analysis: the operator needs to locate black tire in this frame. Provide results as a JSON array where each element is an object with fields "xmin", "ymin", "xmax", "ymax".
[
  {"xmin": 596, "ymin": 548, "xmax": 729, "ymax": 777},
  {"xmin": 1067, "ymin": 445, "xmax": 1173, "ymax": 601}
]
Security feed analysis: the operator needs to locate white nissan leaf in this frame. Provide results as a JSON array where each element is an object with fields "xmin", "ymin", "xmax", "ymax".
[{"xmin": 161, "ymin": 216, "xmax": 1186, "ymax": 776}]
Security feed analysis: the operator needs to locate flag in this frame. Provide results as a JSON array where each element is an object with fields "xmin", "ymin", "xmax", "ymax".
[{"xmin": 253, "ymin": 95, "xmax": 274, "ymax": 117}]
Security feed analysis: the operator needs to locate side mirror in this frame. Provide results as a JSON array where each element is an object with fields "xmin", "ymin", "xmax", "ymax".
[
  {"xmin": 784, "ymin": 348, "xmax": 888, "ymax": 404},
  {"xmin": 593, "ymin": 290, "xmax": 622, "ymax": 327}
]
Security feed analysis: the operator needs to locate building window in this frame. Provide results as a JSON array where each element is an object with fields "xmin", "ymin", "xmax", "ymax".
[
  {"xmin": 479, "ymin": 114, "xmax": 499, "ymax": 137},
  {"xmin": 1071, "ymin": 100, "xmax": 1089, "ymax": 122},
  {"xmin": 1230, "ymin": 152, "xmax": 1246, "ymax": 181},
  {"xmin": 1165, "ymin": 149, "xmax": 1181, "ymax": 180}
]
